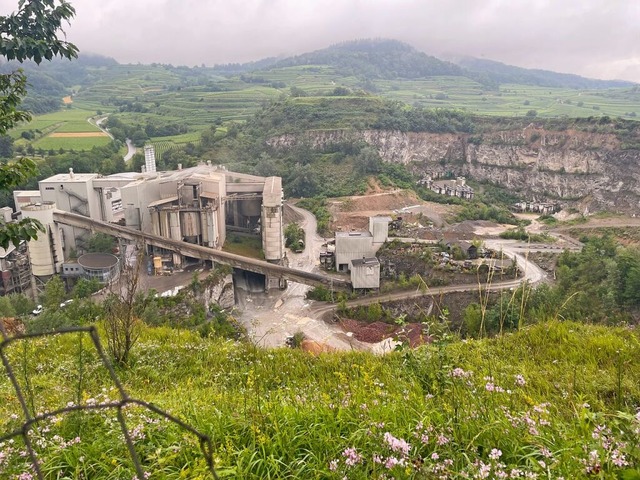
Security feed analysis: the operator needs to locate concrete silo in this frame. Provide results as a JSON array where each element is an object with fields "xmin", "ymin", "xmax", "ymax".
[{"xmin": 21, "ymin": 203, "xmax": 64, "ymax": 296}]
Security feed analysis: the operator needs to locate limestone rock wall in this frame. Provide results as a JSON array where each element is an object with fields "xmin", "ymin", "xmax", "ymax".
[{"xmin": 268, "ymin": 126, "xmax": 640, "ymax": 213}]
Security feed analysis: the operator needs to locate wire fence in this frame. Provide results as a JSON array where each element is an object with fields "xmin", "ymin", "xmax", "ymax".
[{"xmin": 0, "ymin": 323, "xmax": 219, "ymax": 479}]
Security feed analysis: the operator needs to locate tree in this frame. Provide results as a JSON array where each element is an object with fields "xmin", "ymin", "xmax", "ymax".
[
  {"xmin": 87, "ymin": 232, "xmax": 116, "ymax": 253},
  {"xmin": 41, "ymin": 275, "xmax": 65, "ymax": 311},
  {"xmin": 0, "ymin": 135, "xmax": 14, "ymax": 158},
  {"xmin": 103, "ymin": 249, "xmax": 145, "ymax": 366},
  {"xmin": 0, "ymin": 1, "xmax": 78, "ymax": 249}
]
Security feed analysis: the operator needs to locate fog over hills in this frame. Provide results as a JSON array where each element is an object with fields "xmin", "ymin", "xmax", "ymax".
[{"xmin": 48, "ymin": 0, "xmax": 640, "ymax": 83}]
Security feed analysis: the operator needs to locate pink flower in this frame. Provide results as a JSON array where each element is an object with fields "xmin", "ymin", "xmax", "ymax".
[
  {"xmin": 489, "ymin": 448, "xmax": 502, "ymax": 460},
  {"xmin": 383, "ymin": 432, "xmax": 411, "ymax": 456},
  {"xmin": 342, "ymin": 447, "xmax": 362, "ymax": 467}
]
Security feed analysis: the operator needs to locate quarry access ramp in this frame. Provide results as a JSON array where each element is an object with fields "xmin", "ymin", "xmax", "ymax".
[{"xmin": 53, "ymin": 210, "xmax": 351, "ymax": 291}]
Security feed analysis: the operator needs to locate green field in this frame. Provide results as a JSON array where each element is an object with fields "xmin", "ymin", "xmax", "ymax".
[
  {"xmin": 32, "ymin": 135, "xmax": 112, "ymax": 151},
  {"xmin": 10, "ymin": 106, "xmax": 112, "ymax": 151},
  {"xmin": 10, "ymin": 60, "xmax": 640, "ymax": 153}
]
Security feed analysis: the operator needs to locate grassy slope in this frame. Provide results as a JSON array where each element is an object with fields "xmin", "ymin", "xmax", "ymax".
[{"xmin": 1, "ymin": 321, "xmax": 639, "ymax": 478}]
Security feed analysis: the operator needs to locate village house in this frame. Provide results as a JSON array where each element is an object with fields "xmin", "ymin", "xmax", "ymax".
[{"xmin": 420, "ymin": 176, "xmax": 474, "ymax": 200}]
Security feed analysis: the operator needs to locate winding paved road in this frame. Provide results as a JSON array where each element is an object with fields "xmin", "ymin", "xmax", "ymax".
[{"xmin": 90, "ymin": 115, "xmax": 137, "ymax": 162}]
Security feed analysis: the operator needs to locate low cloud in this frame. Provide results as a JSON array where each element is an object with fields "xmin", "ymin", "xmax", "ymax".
[{"xmin": 7, "ymin": 0, "xmax": 637, "ymax": 82}]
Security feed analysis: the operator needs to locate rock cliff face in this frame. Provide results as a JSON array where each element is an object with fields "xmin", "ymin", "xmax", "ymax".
[{"xmin": 268, "ymin": 126, "xmax": 640, "ymax": 213}]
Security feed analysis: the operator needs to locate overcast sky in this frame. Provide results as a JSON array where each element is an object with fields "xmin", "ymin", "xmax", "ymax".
[{"xmin": 3, "ymin": 0, "xmax": 640, "ymax": 82}]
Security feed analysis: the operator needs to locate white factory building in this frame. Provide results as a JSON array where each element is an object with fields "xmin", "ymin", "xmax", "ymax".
[
  {"xmin": 335, "ymin": 216, "xmax": 391, "ymax": 272},
  {"xmin": 15, "ymin": 163, "xmax": 284, "ymax": 290}
]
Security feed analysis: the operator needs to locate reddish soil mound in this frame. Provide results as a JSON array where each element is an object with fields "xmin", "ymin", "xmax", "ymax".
[
  {"xmin": 339, "ymin": 318, "xmax": 432, "ymax": 347},
  {"xmin": 0, "ymin": 317, "xmax": 24, "ymax": 337}
]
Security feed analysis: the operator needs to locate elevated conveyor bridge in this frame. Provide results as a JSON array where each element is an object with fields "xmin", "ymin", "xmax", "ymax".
[{"xmin": 52, "ymin": 211, "xmax": 351, "ymax": 291}]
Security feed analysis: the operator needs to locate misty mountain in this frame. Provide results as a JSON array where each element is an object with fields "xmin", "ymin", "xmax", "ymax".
[
  {"xmin": 270, "ymin": 39, "xmax": 465, "ymax": 80},
  {"xmin": 219, "ymin": 38, "xmax": 633, "ymax": 90},
  {"xmin": 456, "ymin": 56, "xmax": 635, "ymax": 89}
]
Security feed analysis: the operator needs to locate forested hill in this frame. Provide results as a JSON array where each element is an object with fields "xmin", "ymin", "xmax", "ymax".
[
  {"xmin": 217, "ymin": 38, "xmax": 634, "ymax": 90},
  {"xmin": 270, "ymin": 39, "xmax": 465, "ymax": 80},
  {"xmin": 0, "ymin": 54, "xmax": 117, "ymax": 113},
  {"xmin": 456, "ymin": 56, "xmax": 635, "ymax": 89}
]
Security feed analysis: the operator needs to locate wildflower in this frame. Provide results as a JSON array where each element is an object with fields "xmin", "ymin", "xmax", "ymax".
[
  {"xmin": 383, "ymin": 432, "xmax": 411, "ymax": 456},
  {"xmin": 451, "ymin": 368, "xmax": 471, "ymax": 378},
  {"xmin": 385, "ymin": 456, "xmax": 404, "ymax": 469},
  {"xmin": 476, "ymin": 460, "xmax": 491, "ymax": 479},
  {"xmin": 611, "ymin": 450, "xmax": 628, "ymax": 467},
  {"xmin": 514, "ymin": 374, "xmax": 526, "ymax": 386},
  {"xmin": 489, "ymin": 448, "xmax": 502, "ymax": 460},
  {"xmin": 342, "ymin": 447, "xmax": 362, "ymax": 467},
  {"xmin": 436, "ymin": 434, "xmax": 450, "ymax": 446},
  {"xmin": 129, "ymin": 425, "xmax": 145, "ymax": 442},
  {"xmin": 329, "ymin": 459, "xmax": 339, "ymax": 471},
  {"xmin": 17, "ymin": 473, "xmax": 33, "ymax": 480},
  {"xmin": 539, "ymin": 447, "xmax": 552, "ymax": 458},
  {"xmin": 431, "ymin": 452, "xmax": 439, "ymax": 460}
]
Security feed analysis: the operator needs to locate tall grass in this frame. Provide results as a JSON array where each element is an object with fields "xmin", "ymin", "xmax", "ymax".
[{"xmin": 1, "ymin": 321, "xmax": 639, "ymax": 478}]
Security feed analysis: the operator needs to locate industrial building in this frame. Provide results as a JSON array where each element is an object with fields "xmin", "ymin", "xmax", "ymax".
[
  {"xmin": 0, "ymin": 243, "xmax": 31, "ymax": 296},
  {"xmin": 350, "ymin": 257, "xmax": 381, "ymax": 289},
  {"xmin": 335, "ymin": 216, "xmax": 390, "ymax": 272},
  {"xmin": 421, "ymin": 176, "xmax": 474, "ymax": 200},
  {"xmin": 119, "ymin": 164, "xmax": 284, "ymax": 271},
  {"xmin": 20, "ymin": 202, "xmax": 64, "ymax": 294},
  {"xmin": 15, "ymin": 162, "xmax": 285, "ymax": 295},
  {"xmin": 36, "ymin": 169, "xmax": 133, "ymax": 257},
  {"xmin": 62, "ymin": 253, "xmax": 120, "ymax": 284}
]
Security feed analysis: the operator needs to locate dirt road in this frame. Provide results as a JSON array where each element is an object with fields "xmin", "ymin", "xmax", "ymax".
[{"xmin": 235, "ymin": 203, "xmax": 371, "ymax": 351}]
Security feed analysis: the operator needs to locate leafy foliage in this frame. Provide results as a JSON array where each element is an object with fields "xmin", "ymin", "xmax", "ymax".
[
  {"xmin": 455, "ymin": 202, "xmax": 520, "ymax": 225},
  {"xmin": 0, "ymin": 0, "xmax": 78, "ymax": 248},
  {"xmin": 284, "ymin": 222, "xmax": 305, "ymax": 252},
  {"xmin": 297, "ymin": 197, "xmax": 332, "ymax": 236}
]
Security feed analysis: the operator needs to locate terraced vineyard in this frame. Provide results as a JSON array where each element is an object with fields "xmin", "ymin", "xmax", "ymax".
[{"xmin": 10, "ymin": 46, "xmax": 640, "ymax": 153}]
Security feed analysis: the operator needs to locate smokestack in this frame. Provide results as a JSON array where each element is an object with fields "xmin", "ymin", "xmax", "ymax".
[
  {"xmin": 144, "ymin": 144, "xmax": 157, "ymax": 173},
  {"xmin": 69, "ymin": 167, "xmax": 74, "ymax": 179}
]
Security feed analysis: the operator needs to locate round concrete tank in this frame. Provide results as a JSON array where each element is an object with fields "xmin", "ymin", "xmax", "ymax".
[
  {"xmin": 78, "ymin": 253, "xmax": 120, "ymax": 283},
  {"xmin": 180, "ymin": 211, "xmax": 199, "ymax": 238},
  {"xmin": 238, "ymin": 199, "xmax": 261, "ymax": 217},
  {"xmin": 22, "ymin": 203, "xmax": 57, "ymax": 276}
]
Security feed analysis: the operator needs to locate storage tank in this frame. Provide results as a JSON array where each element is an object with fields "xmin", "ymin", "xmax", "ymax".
[
  {"xmin": 180, "ymin": 211, "xmax": 200, "ymax": 238},
  {"xmin": 21, "ymin": 203, "xmax": 63, "ymax": 276},
  {"xmin": 169, "ymin": 211, "xmax": 181, "ymax": 241}
]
